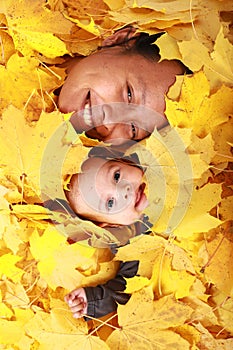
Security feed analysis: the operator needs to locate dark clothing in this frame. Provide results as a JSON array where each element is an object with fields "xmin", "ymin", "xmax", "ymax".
[
  {"xmin": 43, "ymin": 198, "xmax": 151, "ymax": 320},
  {"xmin": 84, "ymin": 260, "xmax": 139, "ymax": 320}
]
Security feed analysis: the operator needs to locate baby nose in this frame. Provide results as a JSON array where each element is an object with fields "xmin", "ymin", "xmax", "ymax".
[
  {"xmin": 118, "ymin": 181, "xmax": 132, "ymax": 201},
  {"xmin": 123, "ymin": 184, "xmax": 131, "ymax": 199}
]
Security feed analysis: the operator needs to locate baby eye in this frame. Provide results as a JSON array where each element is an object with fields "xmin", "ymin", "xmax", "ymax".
[
  {"xmin": 131, "ymin": 122, "xmax": 136, "ymax": 139},
  {"xmin": 114, "ymin": 170, "xmax": 120, "ymax": 183},
  {"xmin": 127, "ymin": 85, "xmax": 132, "ymax": 103},
  {"xmin": 107, "ymin": 197, "xmax": 115, "ymax": 211}
]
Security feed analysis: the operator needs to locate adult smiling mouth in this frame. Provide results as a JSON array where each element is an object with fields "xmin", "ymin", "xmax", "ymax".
[{"xmin": 82, "ymin": 91, "xmax": 93, "ymax": 127}]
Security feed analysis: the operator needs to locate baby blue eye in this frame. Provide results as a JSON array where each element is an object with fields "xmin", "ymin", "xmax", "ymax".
[
  {"xmin": 114, "ymin": 171, "xmax": 120, "ymax": 183},
  {"xmin": 107, "ymin": 197, "xmax": 114, "ymax": 210}
]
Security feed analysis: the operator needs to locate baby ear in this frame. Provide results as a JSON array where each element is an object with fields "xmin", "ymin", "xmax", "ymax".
[{"xmin": 102, "ymin": 27, "xmax": 140, "ymax": 47}]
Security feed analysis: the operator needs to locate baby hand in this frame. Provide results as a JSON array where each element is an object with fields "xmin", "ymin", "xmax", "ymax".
[{"xmin": 64, "ymin": 287, "xmax": 88, "ymax": 319}]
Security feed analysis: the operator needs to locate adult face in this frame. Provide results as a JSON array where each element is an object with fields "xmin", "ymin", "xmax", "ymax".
[{"xmin": 59, "ymin": 47, "xmax": 184, "ymax": 143}]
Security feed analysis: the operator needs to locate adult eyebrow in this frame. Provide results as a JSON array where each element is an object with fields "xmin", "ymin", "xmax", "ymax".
[{"xmin": 136, "ymin": 75, "xmax": 146, "ymax": 105}]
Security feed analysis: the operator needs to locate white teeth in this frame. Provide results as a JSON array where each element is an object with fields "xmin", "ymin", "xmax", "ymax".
[{"xmin": 83, "ymin": 102, "xmax": 92, "ymax": 127}]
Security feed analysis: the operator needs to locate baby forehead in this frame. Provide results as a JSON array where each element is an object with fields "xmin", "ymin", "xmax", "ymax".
[{"xmin": 81, "ymin": 157, "xmax": 136, "ymax": 173}]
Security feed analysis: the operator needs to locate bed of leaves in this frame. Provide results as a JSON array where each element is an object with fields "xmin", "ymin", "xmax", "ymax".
[{"xmin": 0, "ymin": 0, "xmax": 233, "ymax": 349}]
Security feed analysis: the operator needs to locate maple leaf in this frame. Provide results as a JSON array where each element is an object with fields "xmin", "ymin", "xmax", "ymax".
[
  {"xmin": 25, "ymin": 302, "xmax": 110, "ymax": 350},
  {"xmin": 115, "ymin": 235, "xmax": 167, "ymax": 278},
  {"xmin": 0, "ymin": 0, "xmax": 233, "ymax": 348},
  {"xmin": 200, "ymin": 226, "xmax": 233, "ymax": 297},
  {"xmin": 165, "ymin": 71, "xmax": 233, "ymax": 138},
  {"xmin": 0, "ymin": 308, "xmax": 34, "ymax": 349},
  {"xmin": 0, "ymin": 253, "xmax": 24, "ymax": 283},
  {"xmin": 2, "ymin": 280, "xmax": 30, "ymax": 309},
  {"xmin": 29, "ymin": 226, "xmax": 96, "ymax": 290},
  {"xmin": 178, "ymin": 26, "xmax": 233, "ymax": 89},
  {"xmin": 0, "ymin": 53, "xmax": 65, "ymax": 112},
  {"xmin": 0, "ymin": 106, "xmax": 65, "ymax": 201},
  {"xmin": 0, "ymin": 29, "xmax": 15, "ymax": 64},
  {"xmin": 3, "ymin": 0, "xmax": 72, "ymax": 58},
  {"xmin": 211, "ymin": 289, "xmax": 233, "ymax": 334},
  {"xmin": 0, "ymin": 186, "xmax": 11, "ymax": 238},
  {"xmin": 106, "ymin": 288, "xmax": 193, "ymax": 350}
]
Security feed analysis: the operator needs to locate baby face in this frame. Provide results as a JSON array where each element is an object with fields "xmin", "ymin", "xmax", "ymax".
[{"xmin": 66, "ymin": 157, "xmax": 148, "ymax": 226}]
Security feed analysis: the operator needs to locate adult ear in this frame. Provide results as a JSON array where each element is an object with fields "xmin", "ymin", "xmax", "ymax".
[{"xmin": 102, "ymin": 27, "xmax": 140, "ymax": 47}]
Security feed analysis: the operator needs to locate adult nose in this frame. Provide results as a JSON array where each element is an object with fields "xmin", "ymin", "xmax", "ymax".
[{"xmin": 102, "ymin": 123, "xmax": 132, "ymax": 144}]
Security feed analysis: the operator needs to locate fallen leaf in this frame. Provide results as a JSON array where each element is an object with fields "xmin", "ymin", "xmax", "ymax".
[
  {"xmin": 107, "ymin": 288, "xmax": 192, "ymax": 350},
  {"xmin": 166, "ymin": 71, "xmax": 233, "ymax": 137}
]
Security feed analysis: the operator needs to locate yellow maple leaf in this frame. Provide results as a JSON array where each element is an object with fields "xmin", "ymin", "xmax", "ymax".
[
  {"xmin": 0, "ymin": 186, "xmax": 11, "ymax": 238},
  {"xmin": 166, "ymin": 71, "xmax": 233, "ymax": 138},
  {"xmin": 0, "ymin": 106, "xmax": 65, "ymax": 200},
  {"xmin": 0, "ymin": 53, "xmax": 64, "ymax": 112},
  {"xmin": 171, "ymin": 183, "xmax": 222, "ymax": 239},
  {"xmin": 107, "ymin": 288, "xmax": 192, "ymax": 350},
  {"xmin": 201, "ymin": 228, "xmax": 233, "ymax": 297},
  {"xmin": 0, "ymin": 253, "xmax": 24, "ymax": 283},
  {"xmin": 29, "ymin": 226, "xmax": 96, "ymax": 290},
  {"xmin": 211, "ymin": 289, "xmax": 233, "ymax": 334},
  {"xmin": 178, "ymin": 26, "xmax": 233, "ymax": 89},
  {"xmin": 4, "ymin": 0, "xmax": 72, "ymax": 58},
  {"xmin": 3, "ymin": 280, "xmax": 30, "ymax": 309},
  {"xmin": 124, "ymin": 275, "xmax": 150, "ymax": 293},
  {"xmin": 25, "ymin": 305, "xmax": 110, "ymax": 350},
  {"xmin": 151, "ymin": 244, "xmax": 195, "ymax": 299},
  {"xmin": 0, "ymin": 308, "xmax": 34, "ymax": 348},
  {"xmin": 0, "ymin": 289, "xmax": 13, "ymax": 318},
  {"xmin": 211, "ymin": 117, "xmax": 233, "ymax": 165},
  {"xmin": 0, "ymin": 29, "xmax": 15, "ymax": 64},
  {"xmin": 115, "ymin": 235, "xmax": 166, "ymax": 278},
  {"xmin": 63, "ymin": 14, "xmax": 101, "ymax": 36}
]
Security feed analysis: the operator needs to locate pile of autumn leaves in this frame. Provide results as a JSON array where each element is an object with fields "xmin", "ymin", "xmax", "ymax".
[{"xmin": 0, "ymin": 0, "xmax": 233, "ymax": 349}]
